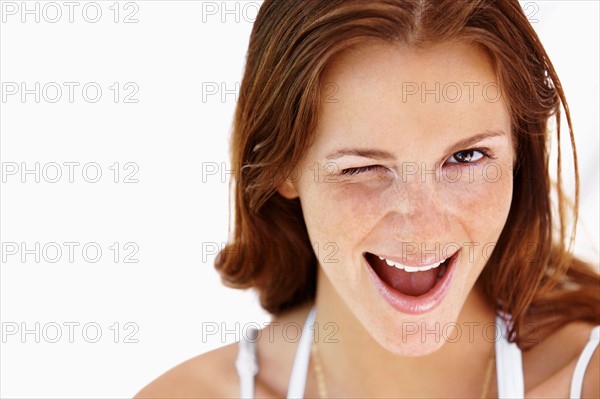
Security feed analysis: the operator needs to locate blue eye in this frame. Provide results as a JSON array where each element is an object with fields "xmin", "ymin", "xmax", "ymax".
[
  {"xmin": 447, "ymin": 149, "xmax": 488, "ymax": 164},
  {"xmin": 340, "ymin": 165, "xmax": 386, "ymax": 176}
]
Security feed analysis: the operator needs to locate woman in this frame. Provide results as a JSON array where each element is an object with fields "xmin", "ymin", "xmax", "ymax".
[{"xmin": 136, "ymin": 0, "xmax": 600, "ymax": 397}]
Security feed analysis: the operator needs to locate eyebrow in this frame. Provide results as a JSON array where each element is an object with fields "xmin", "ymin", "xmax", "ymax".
[
  {"xmin": 324, "ymin": 129, "xmax": 507, "ymax": 161},
  {"xmin": 325, "ymin": 148, "xmax": 395, "ymax": 161}
]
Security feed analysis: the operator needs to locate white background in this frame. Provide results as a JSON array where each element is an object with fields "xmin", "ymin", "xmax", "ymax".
[{"xmin": 0, "ymin": 1, "xmax": 598, "ymax": 397}]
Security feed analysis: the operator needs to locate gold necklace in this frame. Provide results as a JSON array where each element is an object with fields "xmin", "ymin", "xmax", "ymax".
[
  {"xmin": 311, "ymin": 341, "xmax": 329, "ymax": 398},
  {"xmin": 310, "ymin": 342, "xmax": 496, "ymax": 399},
  {"xmin": 480, "ymin": 346, "xmax": 496, "ymax": 399}
]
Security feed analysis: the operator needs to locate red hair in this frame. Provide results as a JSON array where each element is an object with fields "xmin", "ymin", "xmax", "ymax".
[{"xmin": 215, "ymin": 0, "xmax": 600, "ymax": 348}]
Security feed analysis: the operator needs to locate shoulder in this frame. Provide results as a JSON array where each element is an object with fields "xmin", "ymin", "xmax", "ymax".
[
  {"xmin": 133, "ymin": 342, "xmax": 240, "ymax": 398},
  {"xmin": 524, "ymin": 321, "xmax": 600, "ymax": 398},
  {"xmin": 133, "ymin": 304, "xmax": 312, "ymax": 399}
]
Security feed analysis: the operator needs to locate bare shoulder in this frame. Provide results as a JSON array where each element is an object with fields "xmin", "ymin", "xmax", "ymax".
[
  {"xmin": 133, "ymin": 304, "xmax": 312, "ymax": 399},
  {"xmin": 524, "ymin": 320, "xmax": 600, "ymax": 398},
  {"xmin": 133, "ymin": 342, "xmax": 239, "ymax": 398}
]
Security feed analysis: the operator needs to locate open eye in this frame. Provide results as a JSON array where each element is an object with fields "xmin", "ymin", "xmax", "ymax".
[
  {"xmin": 446, "ymin": 149, "xmax": 488, "ymax": 164},
  {"xmin": 340, "ymin": 165, "xmax": 387, "ymax": 176}
]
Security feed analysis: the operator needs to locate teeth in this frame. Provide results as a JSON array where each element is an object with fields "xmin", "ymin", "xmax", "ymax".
[{"xmin": 378, "ymin": 256, "xmax": 446, "ymax": 273}]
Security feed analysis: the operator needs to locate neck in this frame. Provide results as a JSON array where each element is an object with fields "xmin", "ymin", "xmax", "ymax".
[{"xmin": 313, "ymin": 267, "xmax": 497, "ymax": 398}]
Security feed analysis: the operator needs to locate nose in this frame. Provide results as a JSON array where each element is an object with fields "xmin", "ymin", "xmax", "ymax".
[{"xmin": 383, "ymin": 172, "xmax": 452, "ymax": 245}]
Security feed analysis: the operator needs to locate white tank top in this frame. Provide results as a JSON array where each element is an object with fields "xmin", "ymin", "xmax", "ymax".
[{"xmin": 235, "ymin": 307, "xmax": 600, "ymax": 398}]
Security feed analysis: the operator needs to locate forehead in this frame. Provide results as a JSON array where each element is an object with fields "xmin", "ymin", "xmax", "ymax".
[
  {"xmin": 313, "ymin": 40, "xmax": 511, "ymax": 152},
  {"xmin": 323, "ymin": 40, "xmax": 498, "ymax": 86}
]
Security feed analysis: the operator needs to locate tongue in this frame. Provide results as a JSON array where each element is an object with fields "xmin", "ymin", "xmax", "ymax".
[{"xmin": 367, "ymin": 253, "xmax": 439, "ymax": 296}]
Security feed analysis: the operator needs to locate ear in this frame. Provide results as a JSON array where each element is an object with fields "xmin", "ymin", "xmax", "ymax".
[{"xmin": 276, "ymin": 178, "xmax": 299, "ymax": 199}]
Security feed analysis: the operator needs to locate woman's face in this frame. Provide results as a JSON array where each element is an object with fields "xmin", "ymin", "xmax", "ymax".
[{"xmin": 280, "ymin": 41, "xmax": 514, "ymax": 355}]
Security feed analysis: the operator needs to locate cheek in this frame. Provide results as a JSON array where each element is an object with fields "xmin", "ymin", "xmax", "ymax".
[
  {"xmin": 443, "ymin": 163, "xmax": 513, "ymax": 247},
  {"xmin": 299, "ymin": 182, "xmax": 386, "ymax": 261}
]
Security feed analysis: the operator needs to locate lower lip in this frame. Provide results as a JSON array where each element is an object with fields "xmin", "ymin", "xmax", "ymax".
[{"xmin": 363, "ymin": 250, "xmax": 459, "ymax": 315}]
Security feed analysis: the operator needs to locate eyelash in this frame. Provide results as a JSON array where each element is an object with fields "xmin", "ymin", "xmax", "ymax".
[
  {"xmin": 339, "ymin": 147, "xmax": 494, "ymax": 176},
  {"xmin": 340, "ymin": 164, "xmax": 385, "ymax": 176},
  {"xmin": 447, "ymin": 147, "xmax": 494, "ymax": 164}
]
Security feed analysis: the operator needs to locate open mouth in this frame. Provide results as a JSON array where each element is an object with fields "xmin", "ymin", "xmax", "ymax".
[
  {"xmin": 364, "ymin": 252, "xmax": 453, "ymax": 296},
  {"xmin": 363, "ymin": 249, "xmax": 460, "ymax": 314}
]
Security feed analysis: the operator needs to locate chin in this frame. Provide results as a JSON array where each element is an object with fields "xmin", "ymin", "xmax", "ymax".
[{"xmin": 363, "ymin": 307, "xmax": 462, "ymax": 356}]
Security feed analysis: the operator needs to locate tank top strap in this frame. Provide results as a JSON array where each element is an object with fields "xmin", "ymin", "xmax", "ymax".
[
  {"xmin": 569, "ymin": 325, "xmax": 600, "ymax": 399},
  {"xmin": 235, "ymin": 307, "xmax": 316, "ymax": 399},
  {"xmin": 286, "ymin": 306, "xmax": 317, "ymax": 398},
  {"xmin": 495, "ymin": 314, "xmax": 525, "ymax": 398},
  {"xmin": 235, "ymin": 327, "xmax": 259, "ymax": 399}
]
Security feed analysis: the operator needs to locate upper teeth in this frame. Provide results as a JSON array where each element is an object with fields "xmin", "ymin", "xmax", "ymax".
[{"xmin": 378, "ymin": 255, "xmax": 446, "ymax": 273}]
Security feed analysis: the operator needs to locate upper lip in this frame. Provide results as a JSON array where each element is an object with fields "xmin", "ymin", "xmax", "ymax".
[{"xmin": 367, "ymin": 250, "xmax": 456, "ymax": 267}]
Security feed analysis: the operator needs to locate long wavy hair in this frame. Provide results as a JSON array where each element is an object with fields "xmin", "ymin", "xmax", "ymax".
[{"xmin": 214, "ymin": 0, "xmax": 600, "ymax": 348}]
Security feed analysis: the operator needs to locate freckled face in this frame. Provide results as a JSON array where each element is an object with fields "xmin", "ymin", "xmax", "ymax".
[{"xmin": 289, "ymin": 41, "xmax": 513, "ymax": 355}]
